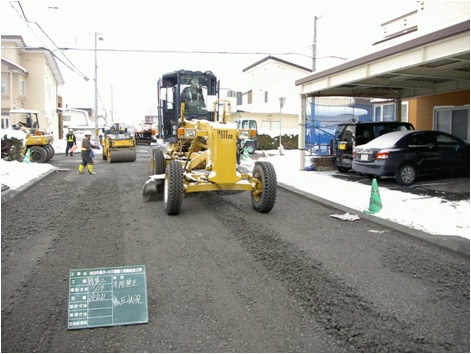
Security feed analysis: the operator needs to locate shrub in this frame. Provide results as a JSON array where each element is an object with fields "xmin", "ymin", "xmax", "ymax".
[
  {"xmin": 258, "ymin": 134, "xmax": 298, "ymax": 150},
  {"xmin": 1, "ymin": 135, "xmax": 24, "ymax": 162}
]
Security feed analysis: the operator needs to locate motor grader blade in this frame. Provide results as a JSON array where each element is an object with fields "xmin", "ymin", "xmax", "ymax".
[{"xmin": 142, "ymin": 174, "xmax": 165, "ymax": 201}]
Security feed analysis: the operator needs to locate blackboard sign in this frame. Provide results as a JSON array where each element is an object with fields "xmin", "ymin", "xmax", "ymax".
[{"xmin": 67, "ymin": 265, "xmax": 148, "ymax": 329}]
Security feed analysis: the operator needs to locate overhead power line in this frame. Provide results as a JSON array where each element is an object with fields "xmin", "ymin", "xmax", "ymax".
[
  {"xmin": 58, "ymin": 46, "xmax": 348, "ymax": 61},
  {"xmin": 10, "ymin": 1, "xmax": 89, "ymax": 81}
]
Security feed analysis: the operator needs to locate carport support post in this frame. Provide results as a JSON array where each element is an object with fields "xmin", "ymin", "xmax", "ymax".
[
  {"xmin": 395, "ymin": 98, "xmax": 402, "ymax": 122},
  {"xmin": 299, "ymin": 94, "xmax": 307, "ymax": 170}
]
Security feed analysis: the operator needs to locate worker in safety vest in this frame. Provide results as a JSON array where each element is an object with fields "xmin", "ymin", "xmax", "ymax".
[
  {"xmin": 65, "ymin": 129, "xmax": 76, "ymax": 156},
  {"xmin": 77, "ymin": 132, "xmax": 99, "ymax": 174}
]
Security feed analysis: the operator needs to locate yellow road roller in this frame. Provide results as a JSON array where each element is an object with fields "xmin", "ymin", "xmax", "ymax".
[{"xmin": 101, "ymin": 124, "xmax": 137, "ymax": 163}]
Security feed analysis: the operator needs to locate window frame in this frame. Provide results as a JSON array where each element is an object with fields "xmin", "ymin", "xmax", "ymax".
[
  {"xmin": 19, "ymin": 79, "xmax": 26, "ymax": 96},
  {"xmin": 1, "ymin": 77, "xmax": 6, "ymax": 94},
  {"xmin": 433, "ymin": 105, "xmax": 470, "ymax": 142}
]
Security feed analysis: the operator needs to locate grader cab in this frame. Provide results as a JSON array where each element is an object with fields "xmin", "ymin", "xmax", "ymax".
[{"xmin": 142, "ymin": 99, "xmax": 277, "ymax": 215}]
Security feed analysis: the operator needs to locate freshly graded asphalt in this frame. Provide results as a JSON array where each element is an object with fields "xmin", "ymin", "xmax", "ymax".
[{"xmin": 1, "ymin": 162, "xmax": 469, "ymax": 257}]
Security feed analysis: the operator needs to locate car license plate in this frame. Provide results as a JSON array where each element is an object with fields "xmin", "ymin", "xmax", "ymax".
[
  {"xmin": 338, "ymin": 143, "xmax": 346, "ymax": 150},
  {"xmin": 360, "ymin": 154, "xmax": 369, "ymax": 161}
]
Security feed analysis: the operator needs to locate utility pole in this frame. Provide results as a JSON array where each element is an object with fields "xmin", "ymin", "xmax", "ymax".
[
  {"xmin": 111, "ymin": 85, "xmax": 114, "ymax": 123},
  {"xmin": 313, "ymin": 15, "xmax": 322, "ymax": 72},
  {"xmin": 94, "ymin": 32, "xmax": 103, "ymax": 144}
]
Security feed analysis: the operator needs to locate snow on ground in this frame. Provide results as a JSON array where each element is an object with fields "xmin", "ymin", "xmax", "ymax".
[
  {"xmin": 1, "ymin": 139, "xmax": 469, "ymax": 239},
  {"xmin": 262, "ymin": 151, "xmax": 470, "ymax": 239}
]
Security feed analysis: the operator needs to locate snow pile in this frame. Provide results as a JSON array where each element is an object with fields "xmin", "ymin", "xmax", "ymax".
[{"xmin": 1, "ymin": 159, "xmax": 55, "ymax": 189}]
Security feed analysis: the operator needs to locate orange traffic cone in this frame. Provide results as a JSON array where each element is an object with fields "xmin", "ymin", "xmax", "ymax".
[{"xmin": 366, "ymin": 178, "xmax": 382, "ymax": 214}]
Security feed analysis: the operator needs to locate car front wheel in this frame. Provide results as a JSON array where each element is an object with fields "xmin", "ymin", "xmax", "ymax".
[{"xmin": 396, "ymin": 164, "xmax": 416, "ymax": 186}]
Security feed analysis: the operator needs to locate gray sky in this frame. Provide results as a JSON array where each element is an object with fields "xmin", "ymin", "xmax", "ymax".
[{"xmin": 1, "ymin": 0, "xmax": 418, "ymax": 125}]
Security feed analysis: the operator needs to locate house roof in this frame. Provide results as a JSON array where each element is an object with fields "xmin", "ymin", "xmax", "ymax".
[
  {"xmin": 243, "ymin": 55, "xmax": 312, "ymax": 73},
  {"xmin": 1, "ymin": 57, "xmax": 28, "ymax": 75},
  {"xmin": 295, "ymin": 21, "xmax": 470, "ymax": 100},
  {"xmin": 1, "ymin": 35, "xmax": 64, "ymax": 85}
]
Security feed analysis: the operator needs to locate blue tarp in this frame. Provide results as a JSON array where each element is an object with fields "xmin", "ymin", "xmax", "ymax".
[{"xmin": 306, "ymin": 103, "xmax": 373, "ymax": 152}]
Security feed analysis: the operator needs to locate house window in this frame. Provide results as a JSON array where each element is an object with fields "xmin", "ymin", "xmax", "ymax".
[
  {"xmin": 1, "ymin": 115, "xmax": 9, "ymax": 129},
  {"xmin": 382, "ymin": 104, "xmax": 395, "ymax": 121},
  {"xmin": 434, "ymin": 106, "xmax": 470, "ymax": 142},
  {"xmin": 19, "ymin": 79, "xmax": 26, "ymax": 96},
  {"xmin": 247, "ymin": 90, "xmax": 252, "ymax": 104},
  {"xmin": 374, "ymin": 102, "xmax": 409, "ymax": 122},
  {"xmin": 237, "ymin": 92, "xmax": 242, "ymax": 105},
  {"xmin": 401, "ymin": 102, "xmax": 409, "ymax": 122},
  {"xmin": 264, "ymin": 91, "xmax": 268, "ymax": 103},
  {"xmin": 1, "ymin": 77, "xmax": 6, "ymax": 94}
]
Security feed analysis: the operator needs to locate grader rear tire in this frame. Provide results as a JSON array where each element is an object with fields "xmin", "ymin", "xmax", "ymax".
[
  {"xmin": 152, "ymin": 149, "xmax": 165, "ymax": 174},
  {"xmin": 251, "ymin": 161, "xmax": 277, "ymax": 213},
  {"xmin": 164, "ymin": 161, "xmax": 183, "ymax": 215},
  {"xmin": 152, "ymin": 149, "xmax": 165, "ymax": 200}
]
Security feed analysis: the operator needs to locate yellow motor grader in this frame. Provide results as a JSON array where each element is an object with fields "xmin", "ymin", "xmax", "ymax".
[
  {"xmin": 101, "ymin": 123, "xmax": 137, "ymax": 163},
  {"xmin": 142, "ymin": 99, "xmax": 277, "ymax": 215},
  {"xmin": 9, "ymin": 109, "xmax": 55, "ymax": 163}
]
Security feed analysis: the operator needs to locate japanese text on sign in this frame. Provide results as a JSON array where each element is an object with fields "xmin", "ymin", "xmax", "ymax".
[{"xmin": 67, "ymin": 265, "xmax": 148, "ymax": 329}]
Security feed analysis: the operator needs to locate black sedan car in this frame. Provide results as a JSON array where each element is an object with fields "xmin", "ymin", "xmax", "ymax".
[{"xmin": 352, "ymin": 130, "xmax": 470, "ymax": 185}]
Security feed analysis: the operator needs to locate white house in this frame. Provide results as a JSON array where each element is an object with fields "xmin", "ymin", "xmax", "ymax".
[
  {"xmin": 228, "ymin": 56, "xmax": 311, "ymax": 137},
  {"xmin": 1, "ymin": 35, "xmax": 64, "ymax": 138}
]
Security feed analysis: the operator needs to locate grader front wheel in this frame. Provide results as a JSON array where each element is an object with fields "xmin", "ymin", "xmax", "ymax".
[
  {"xmin": 251, "ymin": 161, "xmax": 277, "ymax": 213},
  {"xmin": 164, "ymin": 161, "xmax": 183, "ymax": 215}
]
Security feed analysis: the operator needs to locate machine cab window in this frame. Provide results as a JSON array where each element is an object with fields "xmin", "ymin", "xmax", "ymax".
[{"xmin": 158, "ymin": 70, "xmax": 219, "ymax": 141}]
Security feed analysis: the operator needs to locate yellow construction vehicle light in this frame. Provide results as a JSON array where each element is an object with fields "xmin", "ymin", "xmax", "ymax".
[
  {"xmin": 178, "ymin": 128, "xmax": 196, "ymax": 139},
  {"xmin": 185, "ymin": 129, "xmax": 196, "ymax": 138},
  {"xmin": 249, "ymin": 129, "xmax": 256, "ymax": 138}
]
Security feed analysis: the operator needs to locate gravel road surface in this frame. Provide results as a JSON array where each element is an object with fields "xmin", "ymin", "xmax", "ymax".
[{"xmin": 1, "ymin": 146, "xmax": 469, "ymax": 352}]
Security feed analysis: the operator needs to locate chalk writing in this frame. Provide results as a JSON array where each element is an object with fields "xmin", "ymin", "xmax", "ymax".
[
  {"xmin": 68, "ymin": 265, "xmax": 148, "ymax": 329},
  {"xmin": 88, "ymin": 276, "xmax": 104, "ymax": 285},
  {"xmin": 88, "ymin": 292, "xmax": 106, "ymax": 301},
  {"xmin": 112, "ymin": 277, "xmax": 138, "ymax": 289},
  {"xmin": 90, "ymin": 283, "xmax": 105, "ymax": 293},
  {"xmin": 112, "ymin": 294, "xmax": 143, "ymax": 307}
]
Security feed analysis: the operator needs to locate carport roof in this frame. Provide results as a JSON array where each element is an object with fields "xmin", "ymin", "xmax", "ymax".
[{"xmin": 295, "ymin": 21, "xmax": 470, "ymax": 100}]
